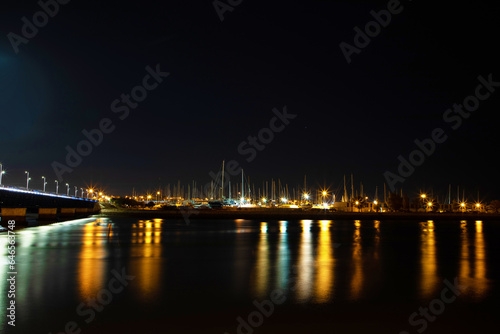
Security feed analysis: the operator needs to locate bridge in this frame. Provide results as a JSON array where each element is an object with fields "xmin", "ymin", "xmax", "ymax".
[{"xmin": 0, "ymin": 186, "xmax": 100, "ymax": 222}]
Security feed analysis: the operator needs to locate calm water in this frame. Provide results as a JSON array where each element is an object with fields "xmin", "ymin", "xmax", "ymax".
[{"xmin": 1, "ymin": 218, "xmax": 499, "ymax": 333}]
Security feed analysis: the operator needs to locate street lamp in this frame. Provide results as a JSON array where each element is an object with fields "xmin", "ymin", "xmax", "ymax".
[
  {"xmin": 88, "ymin": 189, "xmax": 93, "ymax": 199},
  {"xmin": 81, "ymin": 188, "xmax": 84, "ymax": 198},
  {"xmin": 74, "ymin": 186, "xmax": 78, "ymax": 197},
  {"xmin": 66, "ymin": 183, "xmax": 69, "ymax": 196},
  {"xmin": 42, "ymin": 176, "xmax": 47, "ymax": 192},
  {"xmin": 460, "ymin": 202, "xmax": 466, "ymax": 213},
  {"xmin": 55, "ymin": 180, "xmax": 59, "ymax": 194},
  {"xmin": 25, "ymin": 171, "xmax": 30, "ymax": 189},
  {"xmin": 0, "ymin": 163, "xmax": 5, "ymax": 186}
]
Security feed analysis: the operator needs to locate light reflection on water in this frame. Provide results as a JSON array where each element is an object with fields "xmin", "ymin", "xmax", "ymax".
[
  {"xmin": 459, "ymin": 220, "xmax": 489, "ymax": 299},
  {"xmin": 78, "ymin": 221, "xmax": 107, "ymax": 302},
  {"xmin": 276, "ymin": 221, "xmax": 290, "ymax": 291},
  {"xmin": 420, "ymin": 220, "xmax": 437, "ymax": 299},
  {"xmin": 296, "ymin": 220, "xmax": 313, "ymax": 302},
  {"xmin": 254, "ymin": 222, "xmax": 269, "ymax": 299},
  {"xmin": 130, "ymin": 219, "xmax": 163, "ymax": 303},
  {"xmin": 315, "ymin": 220, "xmax": 333, "ymax": 303},
  {"xmin": 349, "ymin": 220, "xmax": 363, "ymax": 301}
]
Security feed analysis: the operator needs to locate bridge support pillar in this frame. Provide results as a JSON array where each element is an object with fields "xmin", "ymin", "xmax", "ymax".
[
  {"xmin": 39, "ymin": 208, "xmax": 57, "ymax": 220},
  {"xmin": 1, "ymin": 208, "xmax": 27, "ymax": 220},
  {"xmin": 76, "ymin": 208, "xmax": 89, "ymax": 215},
  {"xmin": 60, "ymin": 208, "xmax": 76, "ymax": 217}
]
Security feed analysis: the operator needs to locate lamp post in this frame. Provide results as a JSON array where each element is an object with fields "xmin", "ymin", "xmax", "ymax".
[
  {"xmin": 81, "ymin": 188, "xmax": 84, "ymax": 198},
  {"xmin": 0, "ymin": 163, "xmax": 5, "ymax": 186},
  {"xmin": 25, "ymin": 171, "xmax": 30, "ymax": 189},
  {"xmin": 42, "ymin": 176, "xmax": 47, "ymax": 192},
  {"xmin": 74, "ymin": 186, "xmax": 78, "ymax": 197},
  {"xmin": 55, "ymin": 180, "xmax": 59, "ymax": 194},
  {"xmin": 66, "ymin": 183, "xmax": 70, "ymax": 196}
]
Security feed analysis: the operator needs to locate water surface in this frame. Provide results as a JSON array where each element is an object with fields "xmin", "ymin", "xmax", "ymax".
[{"xmin": 1, "ymin": 218, "xmax": 499, "ymax": 333}]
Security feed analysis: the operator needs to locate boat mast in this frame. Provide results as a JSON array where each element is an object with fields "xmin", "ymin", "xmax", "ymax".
[
  {"xmin": 241, "ymin": 169, "xmax": 244, "ymax": 200},
  {"xmin": 221, "ymin": 160, "xmax": 225, "ymax": 199}
]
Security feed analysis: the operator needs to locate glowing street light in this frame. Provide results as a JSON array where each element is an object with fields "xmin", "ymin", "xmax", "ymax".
[
  {"xmin": 25, "ymin": 171, "xmax": 30, "ymax": 189},
  {"xmin": 460, "ymin": 202, "xmax": 466, "ymax": 212},
  {"xmin": 420, "ymin": 194, "xmax": 426, "ymax": 199},
  {"xmin": 0, "ymin": 163, "xmax": 5, "ymax": 186},
  {"xmin": 88, "ymin": 189, "xmax": 93, "ymax": 199},
  {"xmin": 42, "ymin": 176, "xmax": 47, "ymax": 192}
]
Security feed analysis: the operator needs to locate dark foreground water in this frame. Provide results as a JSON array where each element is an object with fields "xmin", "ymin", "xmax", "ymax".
[{"xmin": 1, "ymin": 217, "xmax": 499, "ymax": 333}]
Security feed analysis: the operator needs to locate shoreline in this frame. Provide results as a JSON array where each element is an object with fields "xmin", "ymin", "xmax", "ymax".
[{"xmin": 97, "ymin": 208, "xmax": 500, "ymax": 221}]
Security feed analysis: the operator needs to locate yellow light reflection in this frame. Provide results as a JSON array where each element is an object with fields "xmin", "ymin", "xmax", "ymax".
[
  {"xmin": 295, "ymin": 220, "xmax": 314, "ymax": 302},
  {"xmin": 459, "ymin": 221, "xmax": 489, "ymax": 299},
  {"xmin": 349, "ymin": 220, "xmax": 363, "ymax": 301},
  {"xmin": 374, "ymin": 220, "xmax": 380, "ymax": 260},
  {"xmin": 253, "ymin": 222, "xmax": 269, "ymax": 299},
  {"xmin": 315, "ymin": 220, "xmax": 333, "ymax": 303},
  {"xmin": 78, "ymin": 220, "xmax": 107, "ymax": 301},
  {"xmin": 420, "ymin": 220, "xmax": 437, "ymax": 299},
  {"xmin": 130, "ymin": 219, "xmax": 163, "ymax": 302}
]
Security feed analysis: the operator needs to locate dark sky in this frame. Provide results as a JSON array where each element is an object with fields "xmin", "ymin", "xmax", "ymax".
[{"xmin": 1, "ymin": 0, "xmax": 499, "ymax": 200}]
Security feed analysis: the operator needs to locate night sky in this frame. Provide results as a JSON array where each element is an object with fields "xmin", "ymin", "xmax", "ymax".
[{"xmin": 1, "ymin": 0, "xmax": 499, "ymax": 200}]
